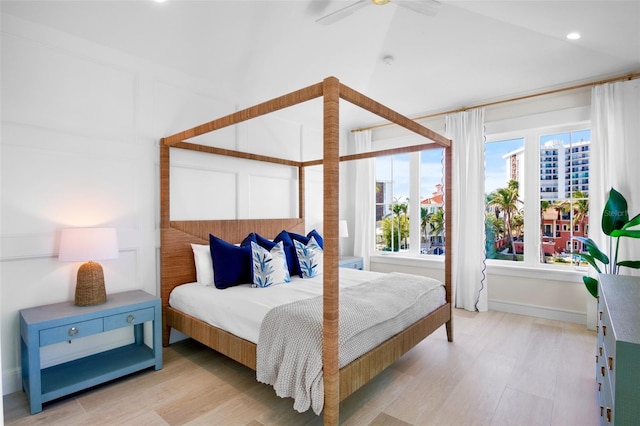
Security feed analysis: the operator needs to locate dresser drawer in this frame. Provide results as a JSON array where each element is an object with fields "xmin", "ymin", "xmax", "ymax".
[
  {"xmin": 39, "ymin": 318, "xmax": 103, "ymax": 346},
  {"xmin": 104, "ymin": 307, "xmax": 154, "ymax": 331}
]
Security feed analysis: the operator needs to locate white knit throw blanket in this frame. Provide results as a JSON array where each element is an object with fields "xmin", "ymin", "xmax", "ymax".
[{"xmin": 256, "ymin": 272, "xmax": 444, "ymax": 415}]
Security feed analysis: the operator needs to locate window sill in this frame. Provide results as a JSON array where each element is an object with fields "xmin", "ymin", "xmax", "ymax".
[{"xmin": 369, "ymin": 253, "xmax": 585, "ymax": 283}]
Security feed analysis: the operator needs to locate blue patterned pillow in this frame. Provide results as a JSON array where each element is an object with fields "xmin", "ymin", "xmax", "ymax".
[
  {"xmin": 293, "ymin": 236, "xmax": 324, "ymax": 278},
  {"xmin": 243, "ymin": 231, "xmax": 301, "ymax": 278},
  {"xmin": 250, "ymin": 241, "xmax": 291, "ymax": 288}
]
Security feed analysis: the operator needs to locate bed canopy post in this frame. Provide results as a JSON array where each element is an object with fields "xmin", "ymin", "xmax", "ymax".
[
  {"xmin": 444, "ymin": 145, "xmax": 454, "ymax": 342},
  {"xmin": 322, "ymin": 76, "xmax": 341, "ymax": 426}
]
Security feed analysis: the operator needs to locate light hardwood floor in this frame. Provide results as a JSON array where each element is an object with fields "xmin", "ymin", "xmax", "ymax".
[{"xmin": 4, "ymin": 309, "xmax": 599, "ymax": 425}]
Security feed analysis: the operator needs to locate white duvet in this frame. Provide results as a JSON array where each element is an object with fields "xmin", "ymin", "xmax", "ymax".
[{"xmin": 168, "ymin": 268, "xmax": 388, "ymax": 344}]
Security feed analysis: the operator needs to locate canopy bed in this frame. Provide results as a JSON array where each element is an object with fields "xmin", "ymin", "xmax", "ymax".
[{"xmin": 160, "ymin": 76, "xmax": 453, "ymax": 425}]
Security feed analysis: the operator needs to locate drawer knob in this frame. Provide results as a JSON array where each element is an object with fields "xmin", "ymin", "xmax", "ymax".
[
  {"xmin": 606, "ymin": 407, "xmax": 612, "ymax": 422},
  {"xmin": 126, "ymin": 314, "xmax": 135, "ymax": 323},
  {"xmin": 599, "ymin": 346, "xmax": 603, "ymax": 356},
  {"xmin": 68, "ymin": 326, "xmax": 79, "ymax": 337},
  {"xmin": 601, "ymin": 365, "xmax": 606, "ymax": 377},
  {"xmin": 608, "ymin": 356, "xmax": 613, "ymax": 371},
  {"xmin": 602, "ymin": 325, "xmax": 607, "ymax": 336},
  {"xmin": 599, "ymin": 311, "xmax": 603, "ymax": 320}
]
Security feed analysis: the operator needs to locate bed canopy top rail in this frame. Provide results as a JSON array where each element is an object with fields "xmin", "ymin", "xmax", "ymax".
[
  {"xmin": 337, "ymin": 82, "xmax": 450, "ymax": 147},
  {"xmin": 162, "ymin": 82, "xmax": 325, "ymax": 146},
  {"xmin": 161, "ymin": 77, "xmax": 451, "ymax": 150},
  {"xmin": 160, "ymin": 76, "xmax": 452, "ymax": 426}
]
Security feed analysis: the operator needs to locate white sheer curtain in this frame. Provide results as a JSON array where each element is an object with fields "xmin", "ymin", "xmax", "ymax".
[
  {"xmin": 591, "ymin": 79, "xmax": 640, "ymax": 275},
  {"xmin": 353, "ymin": 130, "xmax": 374, "ymax": 270},
  {"xmin": 446, "ymin": 108, "xmax": 488, "ymax": 311}
]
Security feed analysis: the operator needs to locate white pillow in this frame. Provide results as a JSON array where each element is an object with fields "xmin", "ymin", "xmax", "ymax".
[
  {"xmin": 250, "ymin": 241, "xmax": 291, "ymax": 288},
  {"xmin": 191, "ymin": 243, "xmax": 214, "ymax": 286},
  {"xmin": 294, "ymin": 236, "xmax": 323, "ymax": 278}
]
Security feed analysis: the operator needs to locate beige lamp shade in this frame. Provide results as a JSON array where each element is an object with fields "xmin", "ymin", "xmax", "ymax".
[{"xmin": 59, "ymin": 227, "xmax": 119, "ymax": 306}]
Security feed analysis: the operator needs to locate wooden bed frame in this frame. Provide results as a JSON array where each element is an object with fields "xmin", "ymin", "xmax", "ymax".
[{"xmin": 160, "ymin": 77, "xmax": 453, "ymax": 425}]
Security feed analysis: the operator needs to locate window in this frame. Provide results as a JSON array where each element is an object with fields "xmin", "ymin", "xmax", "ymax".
[
  {"xmin": 375, "ymin": 148, "xmax": 444, "ymax": 256},
  {"xmin": 485, "ymin": 138, "xmax": 525, "ymax": 262},
  {"xmin": 485, "ymin": 126, "xmax": 591, "ymax": 267},
  {"xmin": 375, "ymin": 154, "xmax": 410, "ymax": 252},
  {"xmin": 539, "ymin": 129, "xmax": 591, "ymax": 266}
]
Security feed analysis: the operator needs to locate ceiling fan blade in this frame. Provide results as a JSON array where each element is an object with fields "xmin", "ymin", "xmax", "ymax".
[
  {"xmin": 395, "ymin": 0, "xmax": 441, "ymax": 17},
  {"xmin": 316, "ymin": 0, "xmax": 371, "ymax": 25}
]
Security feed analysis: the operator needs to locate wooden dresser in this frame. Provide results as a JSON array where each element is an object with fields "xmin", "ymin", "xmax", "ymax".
[{"xmin": 596, "ymin": 274, "xmax": 640, "ymax": 425}]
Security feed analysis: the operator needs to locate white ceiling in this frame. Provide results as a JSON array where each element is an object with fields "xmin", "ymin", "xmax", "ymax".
[{"xmin": 3, "ymin": 0, "xmax": 639, "ymax": 129}]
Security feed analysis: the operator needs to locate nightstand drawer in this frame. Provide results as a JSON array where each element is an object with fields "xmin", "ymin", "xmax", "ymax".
[
  {"xmin": 104, "ymin": 307, "xmax": 154, "ymax": 331},
  {"xmin": 40, "ymin": 318, "xmax": 103, "ymax": 346}
]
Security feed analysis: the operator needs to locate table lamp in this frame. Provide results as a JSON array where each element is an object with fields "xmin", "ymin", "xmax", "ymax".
[
  {"xmin": 59, "ymin": 227, "xmax": 119, "ymax": 306},
  {"xmin": 339, "ymin": 220, "xmax": 349, "ymax": 257}
]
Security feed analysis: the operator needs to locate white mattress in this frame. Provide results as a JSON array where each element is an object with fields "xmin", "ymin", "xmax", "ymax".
[{"xmin": 169, "ymin": 268, "xmax": 444, "ymax": 344}]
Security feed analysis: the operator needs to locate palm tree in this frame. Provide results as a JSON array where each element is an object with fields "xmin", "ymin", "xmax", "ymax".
[
  {"xmin": 390, "ymin": 197, "xmax": 409, "ymax": 249},
  {"xmin": 420, "ymin": 207, "xmax": 430, "ymax": 251},
  {"xmin": 428, "ymin": 208, "xmax": 445, "ymax": 253},
  {"xmin": 487, "ymin": 180, "xmax": 522, "ymax": 260},
  {"xmin": 429, "ymin": 208, "xmax": 444, "ymax": 237},
  {"xmin": 572, "ymin": 190, "xmax": 589, "ymax": 234},
  {"xmin": 540, "ymin": 199, "xmax": 553, "ymax": 262}
]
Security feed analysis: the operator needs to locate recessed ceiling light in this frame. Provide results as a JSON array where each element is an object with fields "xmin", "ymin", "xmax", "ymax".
[{"xmin": 567, "ymin": 32, "xmax": 581, "ymax": 40}]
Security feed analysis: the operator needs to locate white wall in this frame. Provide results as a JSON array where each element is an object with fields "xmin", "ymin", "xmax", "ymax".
[{"xmin": 0, "ymin": 14, "xmax": 323, "ymax": 397}]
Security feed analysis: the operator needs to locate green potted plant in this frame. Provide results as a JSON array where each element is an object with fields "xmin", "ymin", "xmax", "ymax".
[{"xmin": 572, "ymin": 187, "xmax": 640, "ymax": 297}]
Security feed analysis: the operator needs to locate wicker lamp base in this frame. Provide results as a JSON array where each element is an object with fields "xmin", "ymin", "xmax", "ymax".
[{"xmin": 75, "ymin": 261, "xmax": 107, "ymax": 306}]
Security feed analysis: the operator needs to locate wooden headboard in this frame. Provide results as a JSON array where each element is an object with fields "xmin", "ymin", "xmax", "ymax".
[{"xmin": 159, "ymin": 218, "xmax": 305, "ymax": 312}]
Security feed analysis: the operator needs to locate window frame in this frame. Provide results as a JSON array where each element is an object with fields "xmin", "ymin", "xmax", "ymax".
[
  {"xmin": 484, "ymin": 121, "xmax": 591, "ymax": 271},
  {"xmin": 373, "ymin": 148, "xmax": 445, "ymax": 258}
]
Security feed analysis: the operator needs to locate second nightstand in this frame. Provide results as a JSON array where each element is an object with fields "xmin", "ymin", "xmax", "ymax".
[{"xmin": 338, "ymin": 256, "xmax": 364, "ymax": 270}]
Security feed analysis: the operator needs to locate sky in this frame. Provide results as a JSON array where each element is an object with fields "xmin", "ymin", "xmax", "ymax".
[
  {"xmin": 375, "ymin": 150, "xmax": 443, "ymax": 204},
  {"xmin": 376, "ymin": 128, "xmax": 591, "ymax": 204}
]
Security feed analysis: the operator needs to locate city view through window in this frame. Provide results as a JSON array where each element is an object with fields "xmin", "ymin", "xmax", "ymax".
[
  {"xmin": 485, "ymin": 129, "xmax": 591, "ymax": 266},
  {"xmin": 375, "ymin": 149, "xmax": 445, "ymax": 255},
  {"xmin": 373, "ymin": 127, "xmax": 590, "ymax": 267}
]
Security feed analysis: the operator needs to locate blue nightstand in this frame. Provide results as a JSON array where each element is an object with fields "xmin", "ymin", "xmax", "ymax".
[
  {"xmin": 339, "ymin": 256, "xmax": 364, "ymax": 270},
  {"xmin": 20, "ymin": 290, "xmax": 162, "ymax": 414}
]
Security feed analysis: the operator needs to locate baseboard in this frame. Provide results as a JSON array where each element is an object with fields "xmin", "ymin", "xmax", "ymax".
[
  {"xmin": 3, "ymin": 367, "xmax": 21, "ymax": 396},
  {"xmin": 489, "ymin": 299, "xmax": 586, "ymax": 325}
]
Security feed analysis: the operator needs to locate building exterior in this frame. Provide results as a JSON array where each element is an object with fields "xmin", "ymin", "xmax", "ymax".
[
  {"xmin": 502, "ymin": 139, "xmax": 591, "ymax": 256},
  {"xmin": 503, "ymin": 139, "xmax": 590, "ymax": 200}
]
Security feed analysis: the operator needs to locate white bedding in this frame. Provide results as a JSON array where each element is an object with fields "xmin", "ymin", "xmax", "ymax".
[{"xmin": 168, "ymin": 268, "xmax": 390, "ymax": 343}]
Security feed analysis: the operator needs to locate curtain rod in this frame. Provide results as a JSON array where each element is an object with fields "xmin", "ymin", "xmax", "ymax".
[{"xmin": 351, "ymin": 71, "xmax": 640, "ymax": 133}]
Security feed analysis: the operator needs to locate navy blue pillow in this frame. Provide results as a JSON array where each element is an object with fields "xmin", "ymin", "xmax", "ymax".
[
  {"xmin": 288, "ymin": 229, "xmax": 324, "ymax": 249},
  {"xmin": 242, "ymin": 232, "xmax": 276, "ymax": 250},
  {"xmin": 241, "ymin": 232, "xmax": 277, "ymax": 282},
  {"xmin": 287, "ymin": 230, "xmax": 324, "ymax": 277},
  {"xmin": 307, "ymin": 229, "xmax": 324, "ymax": 248},
  {"xmin": 209, "ymin": 234, "xmax": 252, "ymax": 289}
]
